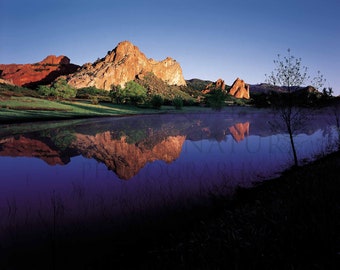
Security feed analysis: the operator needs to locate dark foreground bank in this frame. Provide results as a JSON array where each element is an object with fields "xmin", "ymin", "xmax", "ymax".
[{"xmin": 1, "ymin": 151, "xmax": 340, "ymax": 270}]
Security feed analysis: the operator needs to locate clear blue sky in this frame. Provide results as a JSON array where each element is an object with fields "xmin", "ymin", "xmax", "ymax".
[{"xmin": 1, "ymin": 0, "xmax": 340, "ymax": 95}]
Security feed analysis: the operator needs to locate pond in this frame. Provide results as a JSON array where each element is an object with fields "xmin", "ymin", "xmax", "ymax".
[{"xmin": 0, "ymin": 107, "xmax": 338, "ymax": 240}]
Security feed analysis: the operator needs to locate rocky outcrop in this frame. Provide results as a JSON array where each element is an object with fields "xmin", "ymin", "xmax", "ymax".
[
  {"xmin": 229, "ymin": 78, "xmax": 250, "ymax": 99},
  {"xmin": 67, "ymin": 41, "xmax": 186, "ymax": 90},
  {"xmin": 0, "ymin": 78, "xmax": 15, "ymax": 86},
  {"xmin": 0, "ymin": 56, "xmax": 79, "ymax": 88},
  {"xmin": 202, "ymin": 78, "xmax": 225, "ymax": 94}
]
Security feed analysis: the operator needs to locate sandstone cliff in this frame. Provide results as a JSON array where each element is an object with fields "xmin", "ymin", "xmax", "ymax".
[
  {"xmin": 202, "ymin": 78, "xmax": 225, "ymax": 94},
  {"xmin": 0, "ymin": 56, "xmax": 79, "ymax": 88},
  {"xmin": 0, "ymin": 78, "xmax": 15, "ymax": 86},
  {"xmin": 67, "ymin": 41, "xmax": 186, "ymax": 90},
  {"xmin": 229, "ymin": 78, "xmax": 250, "ymax": 99}
]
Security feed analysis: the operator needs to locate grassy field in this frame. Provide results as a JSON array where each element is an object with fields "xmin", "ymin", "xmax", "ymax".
[{"xmin": 0, "ymin": 96, "xmax": 212, "ymax": 124}]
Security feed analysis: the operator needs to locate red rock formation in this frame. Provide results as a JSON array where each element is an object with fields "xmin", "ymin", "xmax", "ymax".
[
  {"xmin": 67, "ymin": 41, "xmax": 186, "ymax": 90},
  {"xmin": 0, "ymin": 78, "xmax": 14, "ymax": 85},
  {"xmin": 229, "ymin": 78, "xmax": 250, "ymax": 99},
  {"xmin": 0, "ymin": 136, "xmax": 65, "ymax": 165},
  {"xmin": 229, "ymin": 122, "xmax": 250, "ymax": 142},
  {"xmin": 71, "ymin": 132, "xmax": 186, "ymax": 179},
  {"xmin": 0, "ymin": 56, "xmax": 79, "ymax": 88},
  {"xmin": 202, "ymin": 78, "xmax": 225, "ymax": 94}
]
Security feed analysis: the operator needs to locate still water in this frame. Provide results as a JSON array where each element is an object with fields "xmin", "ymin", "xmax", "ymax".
[{"xmin": 0, "ymin": 108, "xmax": 337, "ymax": 238}]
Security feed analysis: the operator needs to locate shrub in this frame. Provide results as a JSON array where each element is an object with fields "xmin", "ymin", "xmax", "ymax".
[
  {"xmin": 150, "ymin": 94, "xmax": 164, "ymax": 109},
  {"xmin": 38, "ymin": 79, "xmax": 76, "ymax": 100},
  {"xmin": 205, "ymin": 88, "xmax": 227, "ymax": 110},
  {"xmin": 91, "ymin": 96, "xmax": 99, "ymax": 105},
  {"xmin": 173, "ymin": 96, "xmax": 183, "ymax": 110},
  {"xmin": 37, "ymin": 85, "xmax": 56, "ymax": 97},
  {"xmin": 52, "ymin": 78, "xmax": 77, "ymax": 99},
  {"xmin": 123, "ymin": 81, "xmax": 147, "ymax": 105},
  {"xmin": 77, "ymin": 87, "xmax": 108, "ymax": 97}
]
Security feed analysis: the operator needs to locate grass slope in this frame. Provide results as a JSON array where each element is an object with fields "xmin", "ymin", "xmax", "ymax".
[{"xmin": 0, "ymin": 96, "xmax": 164, "ymax": 123}]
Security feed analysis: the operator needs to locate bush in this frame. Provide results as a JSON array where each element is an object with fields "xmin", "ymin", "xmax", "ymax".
[
  {"xmin": 38, "ymin": 79, "xmax": 76, "ymax": 100},
  {"xmin": 150, "ymin": 94, "xmax": 164, "ymax": 109},
  {"xmin": 91, "ymin": 96, "xmax": 99, "ymax": 105},
  {"xmin": 77, "ymin": 87, "xmax": 108, "ymax": 98},
  {"xmin": 53, "ymin": 78, "xmax": 77, "ymax": 99},
  {"xmin": 172, "ymin": 96, "xmax": 183, "ymax": 110},
  {"xmin": 125, "ymin": 81, "xmax": 147, "ymax": 105},
  {"xmin": 37, "ymin": 85, "xmax": 56, "ymax": 97},
  {"xmin": 205, "ymin": 89, "xmax": 227, "ymax": 110}
]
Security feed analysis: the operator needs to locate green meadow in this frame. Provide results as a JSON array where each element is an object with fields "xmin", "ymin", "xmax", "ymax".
[{"xmin": 0, "ymin": 96, "xmax": 209, "ymax": 124}]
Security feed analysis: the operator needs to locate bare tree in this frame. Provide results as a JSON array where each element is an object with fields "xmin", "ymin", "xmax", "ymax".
[{"xmin": 265, "ymin": 49, "xmax": 325, "ymax": 167}]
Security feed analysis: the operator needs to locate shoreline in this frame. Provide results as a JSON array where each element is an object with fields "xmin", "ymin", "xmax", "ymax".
[{"xmin": 0, "ymin": 103, "xmax": 265, "ymax": 125}]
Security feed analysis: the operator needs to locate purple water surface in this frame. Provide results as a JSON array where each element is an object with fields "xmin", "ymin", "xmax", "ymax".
[{"xmin": 0, "ymin": 109, "xmax": 337, "ymax": 238}]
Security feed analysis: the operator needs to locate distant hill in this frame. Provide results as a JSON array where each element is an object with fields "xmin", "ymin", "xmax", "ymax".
[
  {"xmin": 186, "ymin": 79, "xmax": 213, "ymax": 91},
  {"xmin": 250, "ymin": 83, "xmax": 320, "ymax": 95}
]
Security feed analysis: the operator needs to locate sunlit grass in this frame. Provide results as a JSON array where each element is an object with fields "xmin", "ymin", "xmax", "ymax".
[
  {"xmin": 0, "ymin": 97, "xmax": 157, "ymax": 122},
  {"xmin": 0, "ymin": 97, "xmax": 212, "ymax": 123}
]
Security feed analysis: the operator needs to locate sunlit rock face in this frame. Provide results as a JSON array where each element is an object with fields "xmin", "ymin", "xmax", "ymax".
[
  {"xmin": 0, "ymin": 136, "xmax": 65, "ymax": 165},
  {"xmin": 229, "ymin": 78, "xmax": 250, "ymax": 99},
  {"xmin": 202, "ymin": 78, "xmax": 226, "ymax": 94},
  {"xmin": 0, "ymin": 56, "xmax": 79, "ymax": 88},
  {"xmin": 0, "ymin": 78, "xmax": 14, "ymax": 85},
  {"xmin": 71, "ymin": 132, "xmax": 186, "ymax": 179},
  {"xmin": 67, "ymin": 41, "xmax": 186, "ymax": 90}
]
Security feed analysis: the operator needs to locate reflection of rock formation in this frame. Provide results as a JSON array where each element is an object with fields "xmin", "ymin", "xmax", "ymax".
[
  {"xmin": 229, "ymin": 122, "xmax": 250, "ymax": 142},
  {"xmin": 72, "ymin": 132, "xmax": 186, "ymax": 179},
  {"xmin": 0, "ymin": 117, "xmax": 253, "ymax": 179},
  {"xmin": 0, "ymin": 131, "xmax": 186, "ymax": 180},
  {"xmin": 0, "ymin": 136, "xmax": 65, "ymax": 165}
]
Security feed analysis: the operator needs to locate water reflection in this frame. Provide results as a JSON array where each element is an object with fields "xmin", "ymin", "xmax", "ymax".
[
  {"xmin": 229, "ymin": 122, "xmax": 250, "ymax": 142},
  {"xmin": 0, "ymin": 115, "xmax": 252, "ymax": 180},
  {"xmin": 0, "ymin": 109, "xmax": 337, "ymax": 239}
]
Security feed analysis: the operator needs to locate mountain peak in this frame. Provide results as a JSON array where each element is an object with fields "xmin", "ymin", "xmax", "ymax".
[
  {"xmin": 67, "ymin": 41, "xmax": 186, "ymax": 89},
  {"xmin": 39, "ymin": 55, "xmax": 70, "ymax": 65}
]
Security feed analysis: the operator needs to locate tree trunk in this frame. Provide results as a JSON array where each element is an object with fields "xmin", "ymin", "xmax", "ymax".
[{"xmin": 288, "ymin": 127, "xmax": 298, "ymax": 167}]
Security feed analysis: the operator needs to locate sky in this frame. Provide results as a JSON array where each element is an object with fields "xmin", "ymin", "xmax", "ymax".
[{"xmin": 1, "ymin": 0, "xmax": 340, "ymax": 95}]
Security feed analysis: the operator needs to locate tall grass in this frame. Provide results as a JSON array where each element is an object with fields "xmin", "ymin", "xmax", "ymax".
[{"xmin": 1, "ymin": 151, "xmax": 339, "ymax": 269}]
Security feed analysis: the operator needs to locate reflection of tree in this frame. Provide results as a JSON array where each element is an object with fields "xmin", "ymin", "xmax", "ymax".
[{"xmin": 229, "ymin": 122, "xmax": 250, "ymax": 142}]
